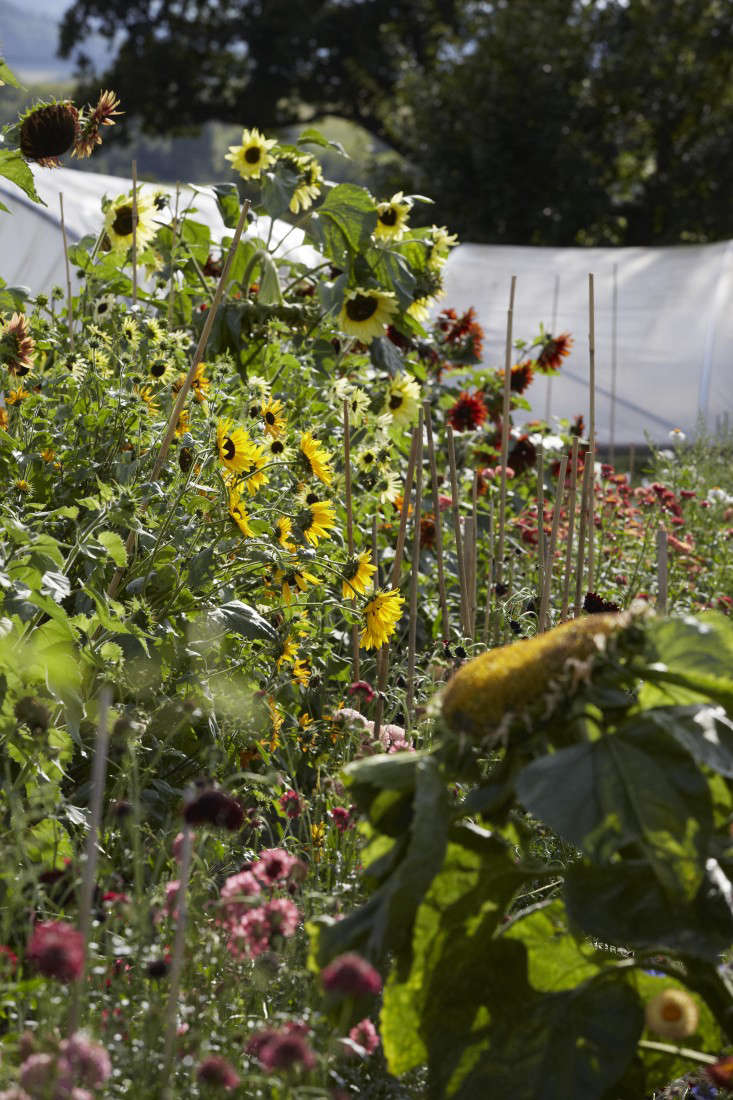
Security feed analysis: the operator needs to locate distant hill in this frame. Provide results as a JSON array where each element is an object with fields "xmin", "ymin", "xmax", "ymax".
[{"xmin": 0, "ymin": 0, "xmax": 112, "ymax": 82}]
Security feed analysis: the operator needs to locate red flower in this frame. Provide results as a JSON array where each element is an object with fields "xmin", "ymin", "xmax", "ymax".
[
  {"xmin": 536, "ymin": 332, "xmax": 573, "ymax": 372},
  {"xmin": 348, "ymin": 680, "xmax": 375, "ymax": 703},
  {"xmin": 499, "ymin": 361, "xmax": 534, "ymax": 394},
  {"xmin": 448, "ymin": 391, "xmax": 488, "ymax": 432},
  {"xmin": 279, "ymin": 790, "xmax": 303, "ymax": 819},
  {"xmin": 508, "ymin": 435, "xmax": 537, "ymax": 476},
  {"xmin": 321, "ymin": 953, "xmax": 382, "ymax": 996},
  {"xmin": 197, "ymin": 1055, "xmax": 240, "ymax": 1090},
  {"xmin": 249, "ymin": 1028, "xmax": 316, "ymax": 1073},
  {"xmin": 708, "ymin": 1055, "xmax": 733, "ymax": 1087},
  {"xmin": 583, "ymin": 592, "xmax": 620, "ymax": 614},
  {"xmin": 184, "ymin": 789, "xmax": 244, "ymax": 831},
  {"xmin": 27, "ymin": 921, "xmax": 84, "ymax": 982}
]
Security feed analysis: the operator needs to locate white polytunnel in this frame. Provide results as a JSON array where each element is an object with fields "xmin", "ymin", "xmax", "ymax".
[{"xmin": 0, "ymin": 166, "xmax": 731, "ymax": 444}]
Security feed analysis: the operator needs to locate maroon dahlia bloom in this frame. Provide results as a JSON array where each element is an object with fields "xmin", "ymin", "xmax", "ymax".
[
  {"xmin": 196, "ymin": 1055, "xmax": 240, "ymax": 1090},
  {"xmin": 27, "ymin": 921, "xmax": 84, "ymax": 982},
  {"xmin": 583, "ymin": 592, "xmax": 620, "ymax": 614},
  {"xmin": 321, "ymin": 952, "xmax": 382, "ymax": 997},
  {"xmin": 184, "ymin": 789, "xmax": 244, "ymax": 831}
]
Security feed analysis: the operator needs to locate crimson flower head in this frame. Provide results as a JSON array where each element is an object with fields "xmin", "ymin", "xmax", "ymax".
[
  {"xmin": 508, "ymin": 361, "xmax": 534, "ymax": 394},
  {"xmin": 252, "ymin": 848, "xmax": 298, "ymax": 886},
  {"xmin": 583, "ymin": 592, "xmax": 620, "ymax": 614},
  {"xmin": 321, "ymin": 952, "xmax": 382, "ymax": 997},
  {"xmin": 348, "ymin": 680, "xmax": 375, "ymax": 703},
  {"xmin": 255, "ymin": 1029, "xmax": 316, "ymax": 1073},
  {"xmin": 536, "ymin": 332, "xmax": 573, "ymax": 372},
  {"xmin": 184, "ymin": 788, "xmax": 244, "ymax": 831},
  {"xmin": 196, "ymin": 1055, "xmax": 240, "ymax": 1090},
  {"xmin": 27, "ymin": 921, "xmax": 84, "ymax": 982},
  {"xmin": 448, "ymin": 391, "xmax": 488, "ymax": 432}
]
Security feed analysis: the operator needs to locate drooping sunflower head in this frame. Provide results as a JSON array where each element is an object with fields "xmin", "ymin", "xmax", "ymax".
[
  {"xmin": 225, "ymin": 128, "xmax": 277, "ymax": 180},
  {"xmin": 191, "ymin": 361, "xmax": 211, "ymax": 403},
  {"xmin": 342, "ymin": 550, "xmax": 377, "ymax": 600},
  {"xmin": 0, "ymin": 313, "xmax": 35, "ymax": 377},
  {"xmin": 536, "ymin": 332, "xmax": 573, "ymax": 373},
  {"xmin": 428, "ymin": 225, "xmax": 459, "ymax": 271},
  {"xmin": 298, "ymin": 500, "xmax": 337, "ymax": 548},
  {"xmin": 360, "ymin": 588, "xmax": 405, "ymax": 650},
  {"xmin": 228, "ymin": 487, "xmax": 254, "ymax": 538},
  {"xmin": 274, "ymin": 516, "xmax": 296, "ymax": 552},
  {"xmin": 374, "ymin": 192, "xmax": 412, "ymax": 242},
  {"xmin": 287, "ymin": 153, "xmax": 324, "ymax": 214},
  {"xmin": 384, "ymin": 373, "xmax": 421, "ymax": 427},
  {"xmin": 19, "ymin": 101, "xmax": 79, "ymax": 166},
  {"xmin": 216, "ymin": 419, "xmax": 256, "ymax": 473},
  {"xmin": 275, "ymin": 634, "xmax": 298, "ymax": 670},
  {"xmin": 299, "ymin": 432, "xmax": 333, "ymax": 486},
  {"xmin": 72, "ymin": 89, "xmax": 122, "ymax": 159},
  {"xmin": 338, "ymin": 287, "xmax": 398, "ymax": 344}
]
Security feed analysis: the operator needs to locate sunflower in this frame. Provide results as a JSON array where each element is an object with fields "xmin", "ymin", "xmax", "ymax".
[
  {"xmin": 0, "ymin": 408, "xmax": 7, "ymax": 430},
  {"xmin": 384, "ymin": 374, "xmax": 421, "ymax": 426},
  {"xmin": 19, "ymin": 101, "xmax": 79, "ymax": 166},
  {"xmin": 346, "ymin": 387, "xmax": 371, "ymax": 427},
  {"xmin": 299, "ymin": 432, "xmax": 334, "ymax": 485},
  {"xmin": 339, "ymin": 287, "xmax": 398, "ymax": 343},
  {"xmin": 289, "ymin": 153, "xmax": 324, "ymax": 214},
  {"xmin": 276, "ymin": 567, "xmax": 320, "ymax": 605},
  {"xmin": 357, "ymin": 446, "xmax": 378, "ymax": 473},
  {"xmin": 428, "ymin": 225, "xmax": 459, "ymax": 271},
  {"xmin": 0, "ymin": 313, "xmax": 35, "ymax": 376},
  {"xmin": 275, "ymin": 516, "xmax": 296, "ymax": 552},
  {"xmin": 292, "ymin": 658, "xmax": 311, "ymax": 686},
  {"xmin": 174, "ymin": 408, "xmax": 190, "ymax": 438},
  {"xmin": 147, "ymin": 318, "xmax": 165, "ymax": 345},
  {"xmin": 342, "ymin": 550, "xmax": 377, "ymax": 600},
  {"xmin": 135, "ymin": 385, "xmax": 159, "ymax": 414},
  {"xmin": 226, "ymin": 128, "xmax": 277, "ymax": 180},
  {"xmin": 239, "ymin": 443, "xmax": 270, "ymax": 496},
  {"xmin": 228, "ymin": 487, "xmax": 254, "ymax": 538},
  {"xmin": 216, "ymin": 419, "xmax": 256, "ymax": 473},
  {"xmin": 120, "ymin": 317, "xmax": 141, "ymax": 349},
  {"xmin": 104, "ymin": 192, "xmax": 158, "ymax": 252},
  {"xmin": 379, "ymin": 469, "xmax": 402, "ymax": 506},
  {"xmin": 264, "ymin": 436, "xmax": 291, "ymax": 464},
  {"xmin": 374, "ymin": 192, "xmax": 411, "ymax": 242},
  {"xmin": 360, "ymin": 589, "xmax": 404, "ymax": 650},
  {"xmin": 300, "ymin": 500, "xmax": 337, "ymax": 547},
  {"xmin": 72, "ymin": 89, "xmax": 122, "ymax": 159},
  {"xmin": 536, "ymin": 332, "xmax": 573, "ymax": 373},
  {"xmin": 261, "ymin": 397, "xmax": 286, "ymax": 438},
  {"xmin": 448, "ymin": 391, "xmax": 488, "ymax": 432},
  {"xmin": 191, "ymin": 361, "xmax": 211, "ymax": 403},
  {"xmin": 275, "ymin": 635, "xmax": 298, "ymax": 670}
]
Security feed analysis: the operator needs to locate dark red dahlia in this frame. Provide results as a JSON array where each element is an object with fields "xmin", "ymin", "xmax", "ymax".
[
  {"xmin": 448, "ymin": 391, "xmax": 488, "ymax": 432},
  {"xmin": 348, "ymin": 680, "xmax": 375, "ymax": 703},
  {"xmin": 583, "ymin": 592, "xmax": 620, "ymax": 614},
  {"xmin": 27, "ymin": 921, "xmax": 84, "ymax": 981},
  {"xmin": 507, "ymin": 434, "xmax": 537, "ymax": 476}
]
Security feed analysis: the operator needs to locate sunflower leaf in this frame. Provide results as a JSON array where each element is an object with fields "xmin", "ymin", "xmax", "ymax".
[
  {"xmin": 0, "ymin": 150, "xmax": 44, "ymax": 206},
  {"xmin": 0, "ymin": 59, "xmax": 23, "ymax": 89},
  {"xmin": 40, "ymin": 571, "xmax": 71, "ymax": 604},
  {"xmin": 96, "ymin": 530, "xmax": 128, "ymax": 568}
]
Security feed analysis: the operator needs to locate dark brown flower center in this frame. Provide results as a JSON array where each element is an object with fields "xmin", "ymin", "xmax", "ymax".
[
  {"xmin": 112, "ymin": 205, "xmax": 134, "ymax": 237},
  {"xmin": 389, "ymin": 393, "xmax": 403, "ymax": 410},
  {"xmin": 222, "ymin": 438, "xmax": 236, "ymax": 460},
  {"xmin": 150, "ymin": 359, "xmax": 166, "ymax": 378},
  {"xmin": 20, "ymin": 103, "xmax": 78, "ymax": 162},
  {"xmin": 379, "ymin": 207, "xmax": 398, "ymax": 226},
  {"xmin": 271, "ymin": 440, "xmax": 284, "ymax": 454},
  {"xmin": 345, "ymin": 294, "xmax": 379, "ymax": 323},
  {"xmin": 245, "ymin": 146, "xmax": 262, "ymax": 164},
  {"xmin": 265, "ymin": 411, "xmax": 275, "ymax": 424}
]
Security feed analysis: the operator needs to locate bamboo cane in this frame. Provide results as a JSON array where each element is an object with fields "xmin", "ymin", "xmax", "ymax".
[
  {"xmin": 540, "ymin": 453, "xmax": 568, "ymax": 632},
  {"xmin": 535, "ymin": 445, "xmax": 546, "ymax": 632},
  {"xmin": 131, "ymin": 160, "xmax": 138, "ymax": 304},
  {"xmin": 656, "ymin": 526, "xmax": 668, "ymax": 615},
  {"xmin": 496, "ymin": 275, "xmax": 517, "ymax": 585},
  {"xmin": 587, "ymin": 273, "xmax": 596, "ymax": 590},
  {"xmin": 573, "ymin": 456, "xmax": 593, "ymax": 616},
  {"xmin": 406, "ymin": 409, "xmax": 424, "ymax": 729},
  {"xmin": 446, "ymin": 424, "xmax": 469, "ymax": 634},
  {"xmin": 561, "ymin": 438, "xmax": 579, "ymax": 620},
  {"xmin": 423, "ymin": 401, "xmax": 450, "ymax": 639}
]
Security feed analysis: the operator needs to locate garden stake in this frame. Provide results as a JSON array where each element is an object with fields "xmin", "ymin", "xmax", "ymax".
[
  {"xmin": 503, "ymin": 554, "xmax": 515, "ymax": 644},
  {"xmin": 587, "ymin": 274, "xmax": 597, "ymax": 591},
  {"xmin": 540, "ymin": 453, "xmax": 568, "ymax": 632},
  {"xmin": 131, "ymin": 160, "xmax": 138, "ymax": 304},
  {"xmin": 657, "ymin": 526, "xmax": 669, "ymax": 614},
  {"xmin": 423, "ymin": 401, "xmax": 450, "ymax": 639},
  {"xmin": 482, "ymin": 498, "xmax": 495, "ymax": 645},
  {"xmin": 587, "ymin": 441, "xmax": 597, "ymax": 592},
  {"xmin": 446, "ymin": 424, "xmax": 469, "ymax": 634},
  {"xmin": 107, "ymin": 200, "xmax": 251, "ymax": 598},
  {"xmin": 343, "ymin": 399, "xmax": 360, "ymax": 682},
  {"xmin": 628, "ymin": 443, "xmax": 635, "ymax": 483},
  {"xmin": 535, "ymin": 445, "xmax": 546, "ymax": 632},
  {"xmin": 496, "ymin": 274, "xmax": 517, "ymax": 586},
  {"xmin": 167, "ymin": 182, "xmax": 181, "ymax": 324},
  {"xmin": 543, "ymin": 272, "xmax": 560, "ymax": 423},
  {"xmin": 161, "ymin": 821, "xmax": 194, "ymax": 1095},
  {"xmin": 470, "ymin": 470, "xmax": 479, "ymax": 637},
  {"xmin": 561, "ymin": 438, "xmax": 579, "ymax": 619},
  {"xmin": 573, "ymin": 457, "xmax": 593, "ymax": 616},
  {"xmin": 609, "ymin": 262, "xmax": 618, "ymax": 464},
  {"xmin": 463, "ymin": 516, "xmax": 475, "ymax": 642},
  {"xmin": 69, "ymin": 685, "xmax": 111, "ymax": 1035},
  {"xmin": 58, "ymin": 193, "xmax": 74, "ymax": 353},
  {"xmin": 374, "ymin": 427, "xmax": 419, "ymax": 742},
  {"xmin": 406, "ymin": 409, "xmax": 424, "ymax": 729}
]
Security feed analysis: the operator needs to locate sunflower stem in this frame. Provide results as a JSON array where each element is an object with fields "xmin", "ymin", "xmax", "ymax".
[
  {"xmin": 540, "ymin": 452, "xmax": 568, "ymax": 632},
  {"xmin": 561, "ymin": 438, "xmax": 579, "ymax": 620},
  {"xmin": 58, "ymin": 193, "xmax": 74, "ymax": 354},
  {"xmin": 573, "ymin": 455, "xmax": 593, "ymax": 617}
]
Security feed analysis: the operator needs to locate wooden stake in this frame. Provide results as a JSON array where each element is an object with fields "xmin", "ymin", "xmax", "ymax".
[
  {"xmin": 406, "ymin": 409, "xmax": 424, "ymax": 730},
  {"xmin": 423, "ymin": 401, "xmax": 450, "ymax": 639},
  {"xmin": 587, "ymin": 274, "xmax": 597, "ymax": 591},
  {"xmin": 58, "ymin": 193, "xmax": 74, "ymax": 354},
  {"xmin": 573, "ymin": 456, "xmax": 593, "ymax": 616},
  {"xmin": 587, "ymin": 442, "xmax": 597, "ymax": 592},
  {"xmin": 446, "ymin": 424, "xmax": 469, "ymax": 634},
  {"xmin": 463, "ymin": 516, "xmax": 475, "ymax": 641},
  {"xmin": 343, "ymin": 399, "xmax": 359, "ymax": 682},
  {"xmin": 544, "ymin": 272, "xmax": 560, "ymax": 423},
  {"xmin": 656, "ymin": 526, "xmax": 668, "ymax": 615},
  {"xmin": 609, "ymin": 263, "xmax": 618, "ymax": 465},
  {"xmin": 497, "ymin": 275, "xmax": 517, "ymax": 584},
  {"xmin": 168, "ymin": 182, "xmax": 181, "ymax": 325},
  {"xmin": 69, "ymin": 685, "xmax": 111, "ymax": 1034},
  {"xmin": 161, "ymin": 822, "xmax": 194, "ymax": 1094},
  {"xmin": 535, "ymin": 445, "xmax": 546, "ymax": 632},
  {"xmin": 540, "ymin": 453, "xmax": 568, "ymax": 632},
  {"xmin": 628, "ymin": 443, "xmax": 635, "ymax": 483},
  {"xmin": 470, "ymin": 470, "xmax": 479, "ymax": 638},
  {"xmin": 561, "ymin": 438, "xmax": 579, "ymax": 620},
  {"xmin": 131, "ymin": 160, "xmax": 138, "ymax": 304},
  {"xmin": 482, "ymin": 497, "xmax": 495, "ymax": 645}
]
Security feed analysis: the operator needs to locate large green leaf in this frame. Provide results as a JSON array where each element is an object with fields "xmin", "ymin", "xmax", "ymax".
[
  {"xmin": 207, "ymin": 600, "xmax": 277, "ymax": 643},
  {"xmin": 308, "ymin": 183, "xmax": 377, "ymax": 266},
  {"xmin": 0, "ymin": 149, "xmax": 43, "ymax": 205},
  {"xmin": 516, "ymin": 722, "xmax": 712, "ymax": 899},
  {"xmin": 565, "ymin": 860, "xmax": 733, "ymax": 960},
  {"xmin": 639, "ymin": 613, "xmax": 733, "ymax": 715},
  {"xmin": 504, "ymin": 900, "xmax": 602, "ymax": 992},
  {"xmin": 0, "ymin": 59, "xmax": 23, "ymax": 88},
  {"xmin": 642, "ymin": 704, "xmax": 733, "ymax": 777},
  {"xmin": 211, "ymin": 182, "xmax": 241, "ymax": 228}
]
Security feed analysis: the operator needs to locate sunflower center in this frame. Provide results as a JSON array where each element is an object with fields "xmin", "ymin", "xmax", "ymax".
[
  {"xmin": 661, "ymin": 1004, "xmax": 683, "ymax": 1022},
  {"xmin": 389, "ymin": 394, "xmax": 404, "ymax": 410},
  {"xmin": 346, "ymin": 294, "xmax": 379, "ymax": 323},
  {"xmin": 379, "ymin": 207, "xmax": 398, "ymax": 226},
  {"xmin": 244, "ymin": 146, "xmax": 262, "ymax": 164},
  {"xmin": 265, "ymin": 411, "xmax": 275, "ymax": 424},
  {"xmin": 112, "ymin": 205, "xmax": 134, "ymax": 237},
  {"xmin": 271, "ymin": 440, "xmax": 285, "ymax": 454},
  {"xmin": 20, "ymin": 103, "xmax": 78, "ymax": 161},
  {"xmin": 305, "ymin": 491, "xmax": 318, "ymax": 505},
  {"xmin": 362, "ymin": 452, "xmax": 374, "ymax": 465},
  {"xmin": 150, "ymin": 360, "xmax": 166, "ymax": 378},
  {"xmin": 222, "ymin": 438, "xmax": 236, "ymax": 461}
]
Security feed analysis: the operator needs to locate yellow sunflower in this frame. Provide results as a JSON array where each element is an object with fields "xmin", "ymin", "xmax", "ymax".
[
  {"xmin": 104, "ymin": 192, "xmax": 157, "ymax": 251},
  {"xmin": 228, "ymin": 487, "xmax": 254, "ymax": 538},
  {"xmin": 275, "ymin": 516, "xmax": 296, "ymax": 552},
  {"xmin": 338, "ymin": 287, "xmax": 398, "ymax": 343},
  {"xmin": 289, "ymin": 154, "xmax": 324, "ymax": 214},
  {"xmin": 225, "ymin": 127, "xmax": 277, "ymax": 180},
  {"xmin": 216, "ymin": 419, "xmax": 255, "ymax": 473},
  {"xmin": 374, "ymin": 191, "xmax": 412, "ymax": 242},
  {"xmin": 239, "ymin": 442, "xmax": 269, "ymax": 496},
  {"xmin": 174, "ymin": 408, "xmax": 190, "ymax": 438},
  {"xmin": 275, "ymin": 635, "xmax": 298, "ymax": 670},
  {"xmin": 191, "ymin": 361, "xmax": 211, "ymax": 403},
  {"xmin": 360, "ymin": 588, "xmax": 404, "ymax": 649},
  {"xmin": 135, "ymin": 385, "xmax": 159, "ymax": 414},
  {"xmin": 261, "ymin": 397, "xmax": 286, "ymax": 438},
  {"xmin": 148, "ymin": 353, "xmax": 172, "ymax": 381},
  {"xmin": 428, "ymin": 225, "xmax": 459, "ymax": 271},
  {"xmin": 384, "ymin": 374, "xmax": 421, "ymax": 426},
  {"xmin": 301, "ymin": 500, "xmax": 337, "ymax": 547},
  {"xmin": 292, "ymin": 658, "xmax": 311, "ymax": 686},
  {"xmin": 275, "ymin": 567, "xmax": 320, "ymax": 605},
  {"xmin": 299, "ymin": 432, "xmax": 333, "ymax": 485},
  {"xmin": 264, "ymin": 436, "xmax": 291, "ymax": 464},
  {"xmin": 342, "ymin": 550, "xmax": 377, "ymax": 600}
]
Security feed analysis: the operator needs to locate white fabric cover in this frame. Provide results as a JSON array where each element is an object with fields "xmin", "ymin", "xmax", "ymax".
[{"xmin": 440, "ymin": 241, "xmax": 733, "ymax": 444}]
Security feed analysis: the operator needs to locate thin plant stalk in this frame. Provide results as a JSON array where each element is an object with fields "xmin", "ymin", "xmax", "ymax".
[
  {"xmin": 503, "ymin": 554, "xmax": 515, "ymax": 644},
  {"xmin": 446, "ymin": 424, "xmax": 468, "ymax": 634},
  {"xmin": 540, "ymin": 453, "xmax": 568, "ymax": 631},
  {"xmin": 573, "ymin": 457, "xmax": 593, "ymax": 616},
  {"xmin": 161, "ymin": 822, "xmax": 194, "ymax": 1095},
  {"xmin": 657, "ymin": 526, "xmax": 669, "ymax": 614},
  {"xmin": 496, "ymin": 275, "xmax": 517, "ymax": 585},
  {"xmin": 587, "ymin": 274, "xmax": 597, "ymax": 590},
  {"xmin": 561, "ymin": 438, "xmax": 580, "ymax": 619},
  {"xmin": 406, "ymin": 409, "xmax": 424, "ymax": 730},
  {"xmin": 131, "ymin": 160, "xmax": 138, "ymax": 304},
  {"xmin": 423, "ymin": 401, "xmax": 450, "ymax": 639},
  {"xmin": 482, "ymin": 497, "xmax": 495, "ymax": 645},
  {"xmin": 69, "ymin": 685, "xmax": 112, "ymax": 1034},
  {"xmin": 470, "ymin": 470, "xmax": 479, "ymax": 638},
  {"xmin": 58, "ymin": 193, "xmax": 74, "ymax": 353},
  {"xmin": 536, "ymin": 445, "xmax": 546, "ymax": 632},
  {"xmin": 463, "ymin": 516, "xmax": 475, "ymax": 641},
  {"xmin": 167, "ymin": 182, "xmax": 181, "ymax": 325},
  {"xmin": 343, "ymin": 399, "xmax": 360, "ymax": 682}
]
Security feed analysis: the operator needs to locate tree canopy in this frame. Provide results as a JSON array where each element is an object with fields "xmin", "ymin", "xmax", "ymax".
[{"xmin": 58, "ymin": 0, "xmax": 733, "ymax": 246}]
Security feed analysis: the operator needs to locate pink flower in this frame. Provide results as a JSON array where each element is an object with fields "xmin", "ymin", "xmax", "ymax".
[
  {"xmin": 219, "ymin": 870, "xmax": 261, "ymax": 922},
  {"xmin": 328, "ymin": 806, "xmax": 355, "ymax": 833},
  {"xmin": 254, "ymin": 1030, "xmax": 316, "ymax": 1073},
  {"xmin": 348, "ymin": 1017, "xmax": 380, "ymax": 1055},
  {"xmin": 321, "ymin": 953, "xmax": 382, "ymax": 997},
  {"xmin": 19, "ymin": 1053, "xmax": 72, "ymax": 1095},
  {"xmin": 172, "ymin": 831, "xmax": 189, "ymax": 861},
  {"xmin": 59, "ymin": 1033, "xmax": 111, "ymax": 1088},
  {"xmin": 279, "ymin": 790, "xmax": 303, "ymax": 819},
  {"xmin": 27, "ymin": 922, "xmax": 84, "ymax": 982},
  {"xmin": 265, "ymin": 897, "xmax": 300, "ymax": 938},
  {"xmin": 163, "ymin": 880, "xmax": 182, "ymax": 920},
  {"xmin": 252, "ymin": 848, "xmax": 297, "ymax": 886},
  {"xmin": 228, "ymin": 906, "xmax": 271, "ymax": 959},
  {"xmin": 347, "ymin": 680, "xmax": 375, "ymax": 703},
  {"xmin": 196, "ymin": 1055, "xmax": 240, "ymax": 1090}
]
